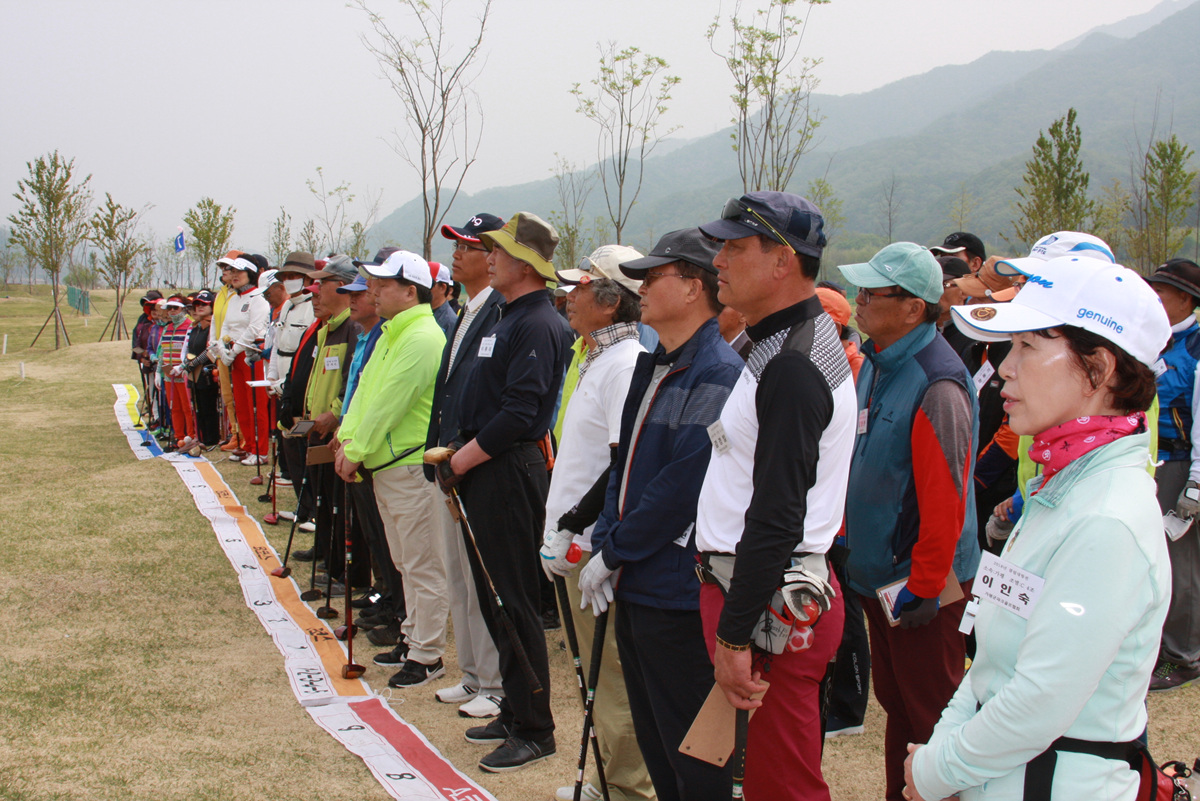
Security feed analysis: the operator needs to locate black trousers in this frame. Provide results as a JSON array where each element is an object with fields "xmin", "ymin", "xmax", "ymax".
[
  {"xmin": 616, "ymin": 601, "xmax": 732, "ymax": 801},
  {"xmin": 317, "ymin": 474, "xmax": 371, "ymax": 588},
  {"xmin": 348, "ymin": 477, "xmax": 405, "ymax": 619},
  {"xmin": 278, "ymin": 435, "xmax": 313, "ymax": 522},
  {"xmin": 826, "ymin": 561, "xmax": 870, "ymax": 728},
  {"xmin": 458, "ymin": 443, "xmax": 554, "ymax": 742},
  {"xmin": 191, "ymin": 374, "xmax": 221, "ymax": 446}
]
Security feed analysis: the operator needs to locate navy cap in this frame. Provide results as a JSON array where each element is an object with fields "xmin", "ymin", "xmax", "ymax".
[
  {"xmin": 700, "ymin": 191, "xmax": 826, "ymax": 258},
  {"xmin": 619, "ymin": 228, "xmax": 722, "ymax": 277},
  {"xmin": 930, "ymin": 232, "xmax": 986, "ymax": 262},
  {"xmin": 353, "ymin": 246, "xmax": 401, "ymax": 269},
  {"xmin": 192, "ymin": 290, "xmax": 216, "ymax": 305},
  {"xmin": 336, "ymin": 274, "xmax": 370, "ymax": 294},
  {"xmin": 441, "ymin": 213, "xmax": 504, "ymax": 242}
]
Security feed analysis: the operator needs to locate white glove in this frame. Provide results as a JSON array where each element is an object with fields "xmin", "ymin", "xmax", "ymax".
[
  {"xmin": 781, "ymin": 553, "xmax": 836, "ymax": 622},
  {"xmin": 220, "ymin": 344, "xmax": 235, "ymax": 366},
  {"xmin": 1177, "ymin": 480, "xmax": 1200, "ymax": 520},
  {"xmin": 578, "ymin": 554, "xmax": 619, "ymax": 616},
  {"xmin": 206, "ymin": 342, "xmax": 223, "ymax": 362},
  {"xmin": 169, "ymin": 365, "xmax": 184, "ymax": 378},
  {"xmin": 539, "ymin": 527, "xmax": 576, "ymax": 580}
]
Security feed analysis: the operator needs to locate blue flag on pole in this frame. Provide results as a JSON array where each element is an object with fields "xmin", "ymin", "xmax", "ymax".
[{"xmin": 174, "ymin": 231, "xmax": 185, "ymax": 253}]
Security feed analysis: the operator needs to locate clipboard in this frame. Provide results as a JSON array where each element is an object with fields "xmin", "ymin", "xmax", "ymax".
[
  {"xmin": 876, "ymin": 568, "xmax": 964, "ymax": 627},
  {"xmin": 678, "ymin": 681, "xmax": 768, "ymax": 767},
  {"xmin": 286, "ymin": 419, "xmax": 315, "ymax": 438}
]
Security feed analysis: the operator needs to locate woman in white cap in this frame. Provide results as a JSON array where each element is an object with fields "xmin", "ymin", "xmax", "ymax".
[
  {"xmin": 209, "ymin": 255, "xmax": 271, "ymax": 463},
  {"xmin": 904, "ymin": 255, "xmax": 1172, "ymax": 801}
]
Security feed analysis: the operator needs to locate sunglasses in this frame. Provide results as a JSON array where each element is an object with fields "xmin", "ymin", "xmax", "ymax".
[{"xmin": 721, "ymin": 198, "xmax": 797, "ymax": 255}]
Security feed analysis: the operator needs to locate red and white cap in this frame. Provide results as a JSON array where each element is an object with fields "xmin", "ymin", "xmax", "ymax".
[{"xmin": 951, "ymin": 255, "xmax": 1170, "ymax": 368}]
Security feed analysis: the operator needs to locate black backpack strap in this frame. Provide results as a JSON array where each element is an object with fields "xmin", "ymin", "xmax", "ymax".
[{"xmin": 1023, "ymin": 736, "xmax": 1137, "ymax": 800}]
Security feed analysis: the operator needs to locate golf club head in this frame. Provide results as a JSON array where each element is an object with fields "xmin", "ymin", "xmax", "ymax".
[
  {"xmin": 270, "ymin": 565, "xmax": 291, "ymax": 578},
  {"xmin": 300, "ymin": 589, "xmax": 323, "ymax": 601},
  {"xmin": 250, "ymin": 475, "xmax": 264, "ymax": 486},
  {"xmin": 262, "ymin": 512, "xmax": 279, "ymax": 525},
  {"xmin": 257, "ymin": 492, "xmax": 272, "ymax": 502},
  {"xmin": 342, "ymin": 663, "xmax": 366, "ymax": 680},
  {"xmin": 316, "ymin": 606, "xmax": 339, "ymax": 620},
  {"xmin": 189, "ymin": 446, "xmax": 202, "ymax": 457},
  {"xmin": 334, "ymin": 624, "xmax": 356, "ymax": 641}
]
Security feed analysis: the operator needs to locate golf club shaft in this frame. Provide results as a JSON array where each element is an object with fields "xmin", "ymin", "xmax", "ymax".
[
  {"xmin": 575, "ymin": 609, "xmax": 610, "ymax": 801},
  {"xmin": 343, "ymin": 483, "xmax": 357, "ymax": 668},
  {"xmin": 732, "ymin": 708, "xmax": 748, "ymax": 800},
  {"xmin": 450, "ymin": 488, "xmax": 543, "ymax": 694}
]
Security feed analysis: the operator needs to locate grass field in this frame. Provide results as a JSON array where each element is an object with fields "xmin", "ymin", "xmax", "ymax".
[{"xmin": 1, "ymin": 286, "xmax": 1196, "ymax": 800}]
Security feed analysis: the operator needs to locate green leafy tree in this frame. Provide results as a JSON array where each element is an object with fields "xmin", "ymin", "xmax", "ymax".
[
  {"xmin": 806, "ymin": 174, "xmax": 843, "ymax": 244},
  {"xmin": 572, "ymin": 44, "xmax": 680, "ymax": 244},
  {"xmin": 356, "ymin": 0, "xmax": 492, "ymax": 259},
  {"xmin": 708, "ymin": 0, "xmax": 827, "ymax": 192},
  {"xmin": 1010, "ymin": 108, "xmax": 1094, "ymax": 248},
  {"xmin": 1090, "ymin": 178, "xmax": 1131, "ymax": 259},
  {"xmin": 7, "ymin": 151, "xmax": 94, "ymax": 348},
  {"xmin": 949, "ymin": 182, "xmax": 977, "ymax": 232},
  {"xmin": 268, "ymin": 207, "xmax": 292, "ymax": 267},
  {"xmin": 1127, "ymin": 134, "xmax": 1197, "ymax": 271},
  {"xmin": 183, "ymin": 197, "xmax": 235, "ymax": 287},
  {"xmin": 88, "ymin": 193, "xmax": 152, "ymax": 339}
]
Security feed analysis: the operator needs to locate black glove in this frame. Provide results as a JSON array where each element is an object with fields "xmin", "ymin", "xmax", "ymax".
[
  {"xmin": 892, "ymin": 586, "xmax": 939, "ymax": 629},
  {"xmin": 434, "ymin": 459, "xmax": 463, "ymax": 495}
]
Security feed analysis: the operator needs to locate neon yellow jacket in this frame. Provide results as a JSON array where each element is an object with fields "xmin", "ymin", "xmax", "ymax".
[
  {"xmin": 339, "ymin": 304, "xmax": 444, "ymax": 472},
  {"xmin": 554, "ymin": 338, "xmax": 587, "ymax": 445}
]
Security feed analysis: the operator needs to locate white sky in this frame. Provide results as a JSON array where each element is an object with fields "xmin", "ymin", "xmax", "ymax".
[{"xmin": 0, "ymin": 0, "xmax": 1172, "ymax": 253}]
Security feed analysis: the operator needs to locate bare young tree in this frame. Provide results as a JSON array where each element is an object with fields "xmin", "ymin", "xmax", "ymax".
[
  {"xmin": 949, "ymin": 182, "xmax": 977, "ymax": 232},
  {"xmin": 547, "ymin": 153, "xmax": 597, "ymax": 269},
  {"xmin": 708, "ymin": 0, "xmax": 827, "ymax": 193},
  {"xmin": 88, "ymin": 193, "xmax": 153, "ymax": 339},
  {"xmin": 297, "ymin": 219, "xmax": 324, "ymax": 256},
  {"xmin": 356, "ymin": 0, "xmax": 491, "ymax": 260},
  {"xmin": 268, "ymin": 207, "xmax": 292, "ymax": 267},
  {"xmin": 1091, "ymin": 178, "xmax": 1132, "ymax": 260},
  {"xmin": 573, "ymin": 43, "xmax": 680, "ymax": 244},
  {"xmin": 7, "ymin": 150, "xmax": 94, "ymax": 348},
  {"xmin": 806, "ymin": 167, "xmax": 843, "ymax": 244},
  {"xmin": 878, "ymin": 171, "xmax": 900, "ymax": 241},
  {"xmin": 183, "ymin": 197, "xmax": 235, "ymax": 287}
]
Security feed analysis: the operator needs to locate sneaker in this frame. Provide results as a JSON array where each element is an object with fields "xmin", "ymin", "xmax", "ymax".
[
  {"xmin": 277, "ymin": 510, "xmax": 296, "ymax": 522},
  {"xmin": 479, "ymin": 735, "xmax": 555, "ymax": 773},
  {"xmin": 241, "ymin": 454, "xmax": 268, "ymax": 466},
  {"xmin": 373, "ymin": 642, "xmax": 410, "ymax": 667},
  {"xmin": 464, "ymin": 718, "xmax": 511, "ymax": 745},
  {"xmin": 458, "ymin": 694, "xmax": 502, "ymax": 719},
  {"xmin": 388, "ymin": 658, "xmax": 446, "ymax": 688},
  {"xmin": 557, "ymin": 783, "xmax": 603, "ymax": 801},
  {"xmin": 1149, "ymin": 661, "xmax": 1200, "ymax": 693},
  {"xmin": 367, "ymin": 622, "xmax": 403, "ymax": 647},
  {"xmin": 436, "ymin": 683, "xmax": 480, "ymax": 704},
  {"xmin": 275, "ymin": 473, "xmax": 293, "ymax": 487},
  {"xmin": 824, "ymin": 715, "xmax": 865, "ymax": 739},
  {"xmin": 298, "ymin": 521, "xmax": 316, "ymax": 533}
]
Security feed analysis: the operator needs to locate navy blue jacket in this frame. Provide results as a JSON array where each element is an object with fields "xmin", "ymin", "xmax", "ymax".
[{"xmin": 591, "ymin": 317, "xmax": 743, "ymax": 610}]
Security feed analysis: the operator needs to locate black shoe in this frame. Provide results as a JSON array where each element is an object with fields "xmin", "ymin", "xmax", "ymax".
[
  {"xmin": 464, "ymin": 718, "xmax": 511, "ymax": 745},
  {"xmin": 542, "ymin": 607, "xmax": 561, "ymax": 631},
  {"xmin": 478, "ymin": 735, "xmax": 556, "ymax": 772},
  {"xmin": 387, "ymin": 658, "xmax": 446, "ymax": 688},
  {"xmin": 292, "ymin": 548, "xmax": 316, "ymax": 562},
  {"xmin": 372, "ymin": 641, "xmax": 410, "ymax": 667},
  {"xmin": 367, "ymin": 622, "xmax": 403, "ymax": 647},
  {"xmin": 359, "ymin": 603, "xmax": 395, "ymax": 621},
  {"xmin": 351, "ymin": 589, "xmax": 378, "ymax": 609}
]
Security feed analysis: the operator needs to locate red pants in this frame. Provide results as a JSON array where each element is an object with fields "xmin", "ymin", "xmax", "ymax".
[
  {"xmin": 230, "ymin": 354, "xmax": 270, "ymax": 456},
  {"xmin": 165, "ymin": 379, "xmax": 195, "ymax": 442},
  {"xmin": 700, "ymin": 573, "xmax": 844, "ymax": 801},
  {"xmin": 860, "ymin": 581, "xmax": 972, "ymax": 801}
]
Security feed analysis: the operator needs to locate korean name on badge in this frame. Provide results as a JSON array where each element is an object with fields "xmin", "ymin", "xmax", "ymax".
[
  {"xmin": 972, "ymin": 551, "xmax": 1044, "ymax": 620},
  {"xmin": 324, "ymin": 354, "xmax": 340, "ymax": 371},
  {"xmin": 478, "ymin": 335, "xmax": 496, "ymax": 358}
]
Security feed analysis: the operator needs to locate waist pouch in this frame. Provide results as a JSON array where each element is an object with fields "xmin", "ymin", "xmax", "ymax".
[{"xmin": 697, "ymin": 553, "xmax": 796, "ymax": 655}]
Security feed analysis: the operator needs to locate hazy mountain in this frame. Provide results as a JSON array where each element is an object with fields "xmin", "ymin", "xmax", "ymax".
[
  {"xmin": 372, "ymin": 0, "xmax": 1200, "ymax": 264},
  {"xmin": 1056, "ymin": 0, "xmax": 1200, "ymax": 50}
]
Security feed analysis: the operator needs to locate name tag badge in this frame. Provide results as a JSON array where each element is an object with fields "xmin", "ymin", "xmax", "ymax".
[
  {"xmin": 857, "ymin": 408, "xmax": 869, "ymax": 435},
  {"xmin": 707, "ymin": 419, "xmax": 731, "ymax": 456},
  {"xmin": 972, "ymin": 360, "xmax": 996, "ymax": 392},
  {"xmin": 972, "ymin": 551, "xmax": 1044, "ymax": 620},
  {"xmin": 478, "ymin": 336, "xmax": 496, "ymax": 358},
  {"xmin": 324, "ymin": 355, "xmax": 340, "ymax": 371}
]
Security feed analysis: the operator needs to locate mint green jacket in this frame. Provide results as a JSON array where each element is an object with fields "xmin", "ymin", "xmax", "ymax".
[
  {"xmin": 913, "ymin": 432, "xmax": 1170, "ymax": 801},
  {"xmin": 338, "ymin": 305, "xmax": 443, "ymax": 472}
]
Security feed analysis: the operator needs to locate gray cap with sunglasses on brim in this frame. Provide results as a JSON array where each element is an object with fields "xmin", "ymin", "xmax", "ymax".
[
  {"xmin": 619, "ymin": 228, "xmax": 723, "ymax": 277},
  {"xmin": 556, "ymin": 244, "xmax": 644, "ymax": 296},
  {"xmin": 699, "ymin": 191, "xmax": 827, "ymax": 258}
]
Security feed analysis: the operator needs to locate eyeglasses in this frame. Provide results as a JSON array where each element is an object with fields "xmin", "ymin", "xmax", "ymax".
[
  {"xmin": 454, "ymin": 241, "xmax": 487, "ymax": 253},
  {"xmin": 856, "ymin": 286, "xmax": 909, "ymax": 305},
  {"xmin": 642, "ymin": 271, "xmax": 692, "ymax": 287},
  {"xmin": 721, "ymin": 198, "xmax": 797, "ymax": 255}
]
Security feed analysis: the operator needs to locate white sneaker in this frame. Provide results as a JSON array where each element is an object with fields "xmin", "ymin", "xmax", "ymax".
[
  {"xmin": 298, "ymin": 521, "xmax": 316, "ymax": 533},
  {"xmin": 241, "ymin": 454, "xmax": 268, "ymax": 466},
  {"xmin": 556, "ymin": 783, "xmax": 603, "ymax": 801},
  {"xmin": 435, "ymin": 683, "xmax": 479, "ymax": 704},
  {"xmin": 457, "ymin": 693, "xmax": 502, "ymax": 718},
  {"xmin": 277, "ymin": 511, "xmax": 296, "ymax": 522}
]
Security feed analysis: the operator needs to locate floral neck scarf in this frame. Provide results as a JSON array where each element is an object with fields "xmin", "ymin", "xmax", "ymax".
[{"xmin": 1029, "ymin": 412, "xmax": 1146, "ymax": 484}]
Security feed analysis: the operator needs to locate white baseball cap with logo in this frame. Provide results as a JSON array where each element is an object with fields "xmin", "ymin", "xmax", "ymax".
[
  {"xmin": 994, "ymin": 231, "xmax": 1114, "ymax": 276},
  {"xmin": 360, "ymin": 250, "xmax": 433, "ymax": 289},
  {"xmin": 951, "ymin": 255, "xmax": 1170, "ymax": 368}
]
